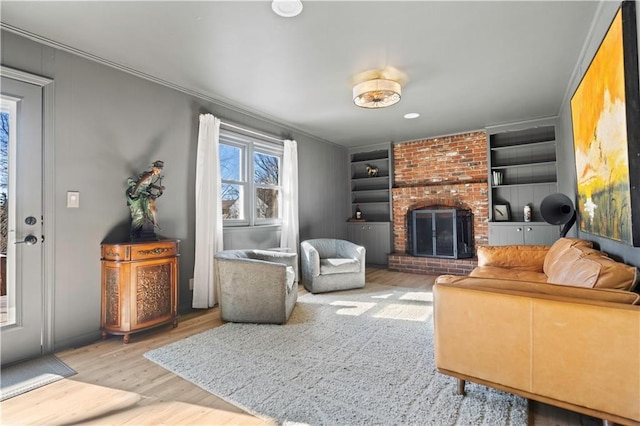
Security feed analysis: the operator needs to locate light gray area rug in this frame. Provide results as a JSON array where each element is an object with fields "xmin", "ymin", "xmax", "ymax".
[
  {"xmin": 1, "ymin": 354, "xmax": 77, "ymax": 401},
  {"xmin": 145, "ymin": 284, "xmax": 527, "ymax": 425}
]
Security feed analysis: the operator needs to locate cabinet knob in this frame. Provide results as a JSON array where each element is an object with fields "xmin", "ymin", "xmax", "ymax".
[
  {"xmin": 516, "ymin": 228, "xmax": 522, "ymax": 232},
  {"xmin": 526, "ymin": 227, "xmax": 532, "ymax": 232}
]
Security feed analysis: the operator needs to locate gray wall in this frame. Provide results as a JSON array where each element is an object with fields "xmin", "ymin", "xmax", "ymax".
[
  {"xmin": 556, "ymin": 1, "xmax": 640, "ymax": 268},
  {"xmin": 1, "ymin": 30, "xmax": 348, "ymax": 350}
]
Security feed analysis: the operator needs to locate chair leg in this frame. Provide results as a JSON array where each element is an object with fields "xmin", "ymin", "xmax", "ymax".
[{"xmin": 457, "ymin": 379, "xmax": 466, "ymax": 396}]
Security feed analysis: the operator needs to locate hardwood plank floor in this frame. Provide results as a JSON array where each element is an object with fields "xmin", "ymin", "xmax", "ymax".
[{"xmin": 1, "ymin": 268, "xmax": 600, "ymax": 425}]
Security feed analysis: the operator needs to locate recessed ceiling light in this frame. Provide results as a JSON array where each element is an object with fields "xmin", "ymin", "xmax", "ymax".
[
  {"xmin": 272, "ymin": 0, "xmax": 303, "ymax": 17},
  {"xmin": 404, "ymin": 113, "xmax": 420, "ymax": 119}
]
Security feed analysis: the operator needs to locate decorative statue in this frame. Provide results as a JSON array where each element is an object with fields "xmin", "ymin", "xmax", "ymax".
[{"xmin": 126, "ymin": 160, "xmax": 165, "ymax": 241}]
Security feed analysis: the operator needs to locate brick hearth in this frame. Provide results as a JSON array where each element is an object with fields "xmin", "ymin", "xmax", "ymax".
[{"xmin": 389, "ymin": 131, "xmax": 489, "ymax": 275}]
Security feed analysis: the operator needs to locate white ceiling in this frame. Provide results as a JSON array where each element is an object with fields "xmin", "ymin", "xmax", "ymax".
[{"xmin": 0, "ymin": 1, "xmax": 599, "ymax": 147}]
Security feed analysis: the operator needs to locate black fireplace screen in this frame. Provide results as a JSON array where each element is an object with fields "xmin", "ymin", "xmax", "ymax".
[{"xmin": 410, "ymin": 208, "xmax": 473, "ymax": 259}]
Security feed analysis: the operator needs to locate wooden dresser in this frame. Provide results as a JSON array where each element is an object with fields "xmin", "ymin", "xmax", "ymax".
[{"xmin": 100, "ymin": 239, "xmax": 179, "ymax": 343}]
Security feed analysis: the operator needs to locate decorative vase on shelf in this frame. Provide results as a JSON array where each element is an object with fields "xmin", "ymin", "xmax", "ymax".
[
  {"xmin": 355, "ymin": 204, "xmax": 363, "ymax": 220},
  {"xmin": 524, "ymin": 204, "xmax": 532, "ymax": 222}
]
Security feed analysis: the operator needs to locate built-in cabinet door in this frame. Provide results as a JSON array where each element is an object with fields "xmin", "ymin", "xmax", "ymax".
[
  {"xmin": 347, "ymin": 222, "xmax": 391, "ymax": 265},
  {"xmin": 489, "ymin": 223, "xmax": 559, "ymax": 246}
]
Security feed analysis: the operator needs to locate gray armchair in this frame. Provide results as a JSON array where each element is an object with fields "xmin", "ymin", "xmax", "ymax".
[
  {"xmin": 214, "ymin": 249, "xmax": 298, "ymax": 324},
  {"xmin": 300, "ymin": 239, "xmax": 366, "ymax": 294}
]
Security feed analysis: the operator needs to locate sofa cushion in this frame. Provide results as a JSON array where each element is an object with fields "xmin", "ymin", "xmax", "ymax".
[
  {"xmin": 580, "ymin": 250, "xmax": 638, "ymax": 291},
  {"xmin": 320, "ymin": 258, "xmax": 360, "ymax": 275},
  {"xmin": 470, "ymin": 266, "xmax": 547, "ymax": 283},
  {"xmin": 476, "ymin": 245, "xmax": 549, "ymax": 272},
  {"xmin": 436, "ymin": 274, "xmax": 640, "ymax": 305},
  {"xmin": 543, "ymin": 237, "xmax": 593, "ymax": 275},
  {"xmin": 544, "ymin": 244, "xmax": 638, "ymax": 291}
]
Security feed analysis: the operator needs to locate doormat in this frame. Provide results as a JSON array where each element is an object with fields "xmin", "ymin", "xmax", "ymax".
[{"xmin": 1, "ymin": 354, "xmax": 77, "ymax": 401}]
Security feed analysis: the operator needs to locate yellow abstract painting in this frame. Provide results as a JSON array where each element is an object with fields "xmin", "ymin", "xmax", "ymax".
[{"xmin": 571, "ymin": 7, "xmax": 632, "ymax": 244}]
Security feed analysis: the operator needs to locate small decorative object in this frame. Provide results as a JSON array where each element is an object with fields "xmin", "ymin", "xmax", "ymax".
[
  {"xmin": 126, "ymin": 160, "xmax": 165, "ymax": 241},
  {"xmin": 355, "ymin": 204, "xmax": 363, "ymax": 220},
  {"xmin": 492, "ymin": 170, "xmax": 504, "ymax": 186},
  {"xmin": 493, "ymin": 203, "xmax": 511, "ymax": 222},
  {"xmin": 366, "ymin": 165, "xmax": 379, "ymax": 177},
  {"xmin": 524, "ymin": 204, "xmax": 532, "ymax": 222}
]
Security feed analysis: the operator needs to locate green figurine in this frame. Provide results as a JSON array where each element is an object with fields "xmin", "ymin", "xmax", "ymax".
[{"xmin": 126, "ymin": 160, "xmax": 165, "ymax": 241}]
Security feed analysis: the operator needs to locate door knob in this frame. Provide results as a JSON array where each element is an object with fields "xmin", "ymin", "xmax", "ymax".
[{"xmin": 15, "ymin": 235, "xmax": 38, "ymax": 245}]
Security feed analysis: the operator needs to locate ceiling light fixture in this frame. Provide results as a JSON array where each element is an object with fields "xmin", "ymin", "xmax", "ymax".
[
  {"xmin": 404, "ymin": 112, "xmax": 420, "ymax": 119},
  {"xmin": 353, "ymin": 78, "xmax": 402, "ymax": 109},
  {"xmin": 272, "ymin": 0, "xmax": 303, "ymax": 17}
]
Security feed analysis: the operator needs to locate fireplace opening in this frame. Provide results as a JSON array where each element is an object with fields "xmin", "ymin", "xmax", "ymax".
[{"xmin": 409, "ymin": 208, "xmax": 474, "ymax": 259}]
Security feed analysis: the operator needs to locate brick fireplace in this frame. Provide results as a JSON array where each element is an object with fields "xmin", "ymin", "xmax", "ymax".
[{"xmin": 388, "ymin": 131, "xmax": 489, "ymax": 275}]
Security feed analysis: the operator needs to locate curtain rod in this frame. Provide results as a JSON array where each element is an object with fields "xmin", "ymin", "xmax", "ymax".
[{"xmin": 220, "ymin": 121, "xmax": 285, "ymax": 144}]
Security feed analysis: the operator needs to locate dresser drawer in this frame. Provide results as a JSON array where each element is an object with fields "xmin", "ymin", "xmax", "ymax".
[
  {"xmin": 102, "ymin": 240, "xmax": 179, "ymax": 261},
  {"xmin": 130, "ymin": 241, "xmax": 178, "ymax": 260},
  {"xmin": 101, "ymin": 244, "xmax": 130, "ymax": 261}
]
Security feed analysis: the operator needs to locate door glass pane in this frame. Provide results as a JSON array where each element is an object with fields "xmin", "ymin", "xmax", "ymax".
[
  {"xmin": 414, "ymin": 212, "xmax": 433, "ymax": 256},
  {"xmin": 1, "ymin": 98, "xmax": 16, "ymax": 326},
  {"xmin": 434, "ymin": 211, "xmax": 454, "ymax": 257}
]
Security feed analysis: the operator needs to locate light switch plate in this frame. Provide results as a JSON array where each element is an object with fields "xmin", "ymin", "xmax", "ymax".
[{"xmin": 67, "ymin": 191, "xmax": 80, "ymax": 208}]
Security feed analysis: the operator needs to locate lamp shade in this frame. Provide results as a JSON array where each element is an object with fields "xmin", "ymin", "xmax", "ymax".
[{"xmin": 353, "ymin": 79, "xmax": 401, "ymax": 109}]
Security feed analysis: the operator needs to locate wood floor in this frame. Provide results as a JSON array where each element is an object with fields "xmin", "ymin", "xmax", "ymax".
[{"xmin": 1, "ymin": 268, "xmax": 600, "ymax": 425}]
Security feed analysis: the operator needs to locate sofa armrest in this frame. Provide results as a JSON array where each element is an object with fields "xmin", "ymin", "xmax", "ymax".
[
  {"xmin": 301, "ymin": 241, "xmax": 321, "ymax": 279},
  {"xmin": 252, "ymin": 250, "xmax": 298, "ymax": 279},
  {"xmin": 476, "ymin": 244, "xmax": 550, "ymax": 272},
  {"xmin": 215, "ymin": 256, "xmax": 290, "ymax": 298},
  {"xmin": 337, "ymin": 240, "xmax": 366, "ymax": 271}
]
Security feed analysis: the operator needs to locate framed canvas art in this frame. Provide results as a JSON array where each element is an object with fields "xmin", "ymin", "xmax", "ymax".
[
  {"xmin": 570, "ymin": 1, "xmax": 640, "ymax": 246},
  {"xmin": 493, "ymin": 203, "xmax": 511, "ymax": 222}
]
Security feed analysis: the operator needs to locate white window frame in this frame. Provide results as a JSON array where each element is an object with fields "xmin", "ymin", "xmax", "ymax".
[{"xmin": 220, "ymin": 130, "xmax": 283, "ymax": 227}]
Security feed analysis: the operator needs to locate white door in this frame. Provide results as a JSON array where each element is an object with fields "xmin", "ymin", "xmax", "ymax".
[{"xmin": 1, "ymin": 76, "xmax": 44, "ymax": 365}]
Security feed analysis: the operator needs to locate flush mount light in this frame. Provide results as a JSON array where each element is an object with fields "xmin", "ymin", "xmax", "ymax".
[
  {"xmin": 353, "ymin": 78, "xmax": 402, "ymax": 109},
  {"xmin": 272, "ymin": 0, "xmax": 303, "ymax": 17},
  {"xmin": 404, "ymin": 112, "xmax": 420, "ymax": 119}
]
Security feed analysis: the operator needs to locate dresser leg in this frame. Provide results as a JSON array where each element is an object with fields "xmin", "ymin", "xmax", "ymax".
[
  {"xmin": 173, "ymin": 318, "xmax": 179, "ymax": 328},
  {"xmin": 123, "ymin": 333, "xmax": 130, "ymax": 344},
  {"xmin": 101, "ymin": 330, "xmax": 108, "ymax": 340}
]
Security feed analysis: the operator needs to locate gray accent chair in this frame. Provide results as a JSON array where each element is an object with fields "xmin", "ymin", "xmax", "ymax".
[
  {"xmin": 214, "ymin": 249, "xmax": 298, "ymax": 324},
  {"xmin": 300, "ymin": 239, "xmax": 366, "ymax": 294}
]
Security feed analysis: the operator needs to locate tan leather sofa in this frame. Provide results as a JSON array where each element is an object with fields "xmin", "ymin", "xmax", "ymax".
[{"xmin": 433, "ymin": 238, "xmax": 640, "ymax": 426}]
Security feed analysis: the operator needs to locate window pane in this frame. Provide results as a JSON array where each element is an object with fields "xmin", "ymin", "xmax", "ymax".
[
  {"xmin": 254, "ymin": 152, "xmax": 279, "ymax": 185},
  {"xmin": 255, "ymin": 188, "xmax": 279, "ymax": 219},
  {"xmin": 220, "ymin": 144, "xmax": 241, "ymax": 182},
  {"xmin": 222, "ymin": 183, "xmax": 243, "ymax": 219}
]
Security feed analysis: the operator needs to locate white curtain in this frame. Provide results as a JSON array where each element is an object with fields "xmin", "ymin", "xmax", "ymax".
[
  {"xmin": 193, "ymin": 114, "xmax": 223, "ymax": 308},
  {"xmin": 280, "ymin": 139, "xmax": 299, "ymax": 256}
]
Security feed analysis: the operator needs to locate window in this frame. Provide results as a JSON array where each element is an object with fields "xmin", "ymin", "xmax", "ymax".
[{"xmin": 220, "ymin": 131, "xmax": 282, "ymax": 226}]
